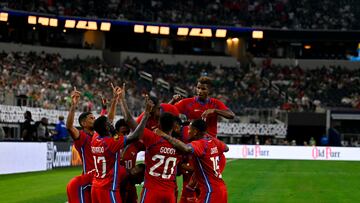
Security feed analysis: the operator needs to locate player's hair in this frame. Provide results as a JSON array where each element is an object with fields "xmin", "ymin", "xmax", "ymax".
[
  {"xmin": 78, "ymin": 112, "xmax": 92, "ymax": 127},
  {"xmin": 115, "ymin": 118, "xmax": 128, "ymax": 132},
  {"xmin": 93, "ymin": 116, "xmax": 116, "ymax": 136},
  {"xmin": 191, "ymin": 119, "xmax": 207, "ymax": 132},
  {"xmin": 197, "ymin": 76, "xmax": 212, "ymax": 87},
  {"xmin": 160, "ymin": 112, "xmax": 175, "ymax": 133},
  {"xmin": 174, "ymin": 116, "xmax": 182, "ymax": 126}
]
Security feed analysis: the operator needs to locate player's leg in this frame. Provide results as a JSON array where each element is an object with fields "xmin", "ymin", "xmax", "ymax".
[{"xmin": 67, "ymin": 175, "xmax": 91, "ymax": 203}]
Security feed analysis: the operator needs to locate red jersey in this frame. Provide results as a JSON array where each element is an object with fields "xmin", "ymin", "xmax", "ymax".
[
  {"xmin": 175, "ymin": 97, "xmax": 229, "ymax": 137},
  {"xmin": 120, "ymin": 140, "xmax": 145, "ymax": 169},
  {"xmin": 91, "ymin": 133, "xmax": 126, "ymax": 190},
  {"xmin": 142, "ymin": 128, "xmax": 181, "ymax": 191},
  {"xmin": 136, "ymin": 103, "xmax": 180, "ymax": 130},
  {"xmin": 188, "ymin": 136, "xmax": 227, "ymax": 194},
  {"xmin": 73, "ymin": 130, "xmax": 94, "ymax": 174}
]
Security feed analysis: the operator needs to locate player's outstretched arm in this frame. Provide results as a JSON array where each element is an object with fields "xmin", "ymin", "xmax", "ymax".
[
  {"xmin": 155, "ymin": 129, "xmax": 193, "ymax": 153},
  {"xmin": 108, "ymin": 83, "xmax": 121, "ymax": 124},
  {"xmin": 118, "ymin": 83, "xmax": 138, "ymax": 130},
  {"xmin": 125, "ymin": 96, "xmax": 154, "ymax": 142},
  {"xmin": 201, "ymin": 109, "xmax": 235, "ymax": 120},
  {"xmin": 66, "ymin": 88, "xmax": 81, "ymax": 140}
]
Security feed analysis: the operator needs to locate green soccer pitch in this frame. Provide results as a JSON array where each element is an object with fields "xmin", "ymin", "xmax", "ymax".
[{"xmin": 1, "ymin": 159, "xmax": 360, "ymax": 203}]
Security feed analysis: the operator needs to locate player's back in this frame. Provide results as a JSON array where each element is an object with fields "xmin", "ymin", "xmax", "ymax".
[
  {"xmin": 91, "ymin": 133, "xmax": 126, "ymax": 190},
  {"xmin": 120, "ymin": 140, "xmax": 144, "ymax": 170},
  {"xmin": 142, "ymin": 129, "xmax": 181, "ymax": 191},
  {"xmin": 190, "ymin": 136, "xmax": 227, "ymax": 193}
]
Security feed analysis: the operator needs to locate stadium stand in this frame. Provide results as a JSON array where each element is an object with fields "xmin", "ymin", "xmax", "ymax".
[{"xmin": 1, "ymin": 0, "xmax": 358, "ymax": 30}]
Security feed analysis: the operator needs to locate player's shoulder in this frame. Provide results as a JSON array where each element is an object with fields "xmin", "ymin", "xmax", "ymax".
[
  {"xmin": 178, "ymin": 97, "xmax": 196, "ymax": 104},
  {"xmin": 209, "ymin": 97, "xmax": 224, "ymax": 104}
]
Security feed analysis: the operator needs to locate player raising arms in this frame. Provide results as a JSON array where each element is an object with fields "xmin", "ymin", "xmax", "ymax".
[
  {"xmin": 66, "ymin": 85, "xmax": 122, "ymax": 203},
  {"xmin": 170, "ymin": 76, "xmax": 235, "ymax": 137},
  {"xmin": 117, "ymin": 85, "xmax": 182, "ymax": 203},
  {"xmin": 91, "ymin": 96, "xmax": 154, "ymax": 203},
  {"xmin": 156, "ymin": 119, "xmax": 229, "ymax": 203}
]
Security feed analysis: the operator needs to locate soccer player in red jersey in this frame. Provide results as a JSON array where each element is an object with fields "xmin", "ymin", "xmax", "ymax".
[
  {"xmin": 170, "ymin": 77, "xmax": 234, "ymax": 201},
  {"xmin": 115, "ymin": 118, "xmax": 145, "ymax": 203},
  {"xmin": 91, "ymin": 97, "xmax": 153, "ymax": 203},
  {"xmin": 139, "ymin": 113, "xmax": 182, "ymax": 203},
  {"xmin": 156, "ymin": 119, "xmax": 229, "ymax": 203},
  {"xmin": 171, "ymin": 76, "xmax": 235, "ymax": 137},
  {"xmin": 66, "ymin": 88, "xmax": 96, "ymax": 203},
  {"xmin": 66, "ymin": 85, "xmax": 124, "ymax": 203}
]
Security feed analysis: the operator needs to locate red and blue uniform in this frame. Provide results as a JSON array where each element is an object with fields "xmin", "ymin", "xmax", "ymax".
[
  {"xmin": 175, "ymin": 97, "xmax": 229, "ymax": 137},
  {"xmin": 91, "ymin": 133, "xmax": 126, "ymax": 203},
  {"xmin": 188, "ymin": 136, "xmax": 228, "ymax": 203},
  {"xmin": 67, "ymin": 130, "xmax": 94, "ymax": 203},
  {"xmin": 140, "ymin": 129, "xmax": 181, "ymax": 203},
  {"xmin": 119, "ymin": 141, "xmax": 145, "ymax": 203}
]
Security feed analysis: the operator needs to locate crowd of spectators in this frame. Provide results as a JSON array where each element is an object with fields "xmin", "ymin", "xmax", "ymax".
[
  {"xmin": 1, "ymin": 0, "xmax": 358, "ymax": 30},
  {"xmin": 259, "ymin": 60, "xmax": 360, "ymax": 112},
  {"xmin": 1, "ymin": 51, "xmax": 360, "ymax": 116}
]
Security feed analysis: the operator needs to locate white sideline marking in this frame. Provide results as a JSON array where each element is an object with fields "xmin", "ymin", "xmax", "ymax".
[{"xmin": 226, "ymin": 159, "xmax": 237, "ymax": 163}]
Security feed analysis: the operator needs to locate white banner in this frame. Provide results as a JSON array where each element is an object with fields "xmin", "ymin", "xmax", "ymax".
[
  {"xmin": 226, "ymin": 145, "xmax": 360, "ymax": 161},
  {"xmin": 0, "ymin": 142, "xmax": 48, "ymax": 174}
]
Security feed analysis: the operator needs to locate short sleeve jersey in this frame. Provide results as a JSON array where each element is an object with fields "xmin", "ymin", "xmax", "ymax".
[
  {"xmin": 120, "ymin": 140, "xmax": 145, "ymax": 169},
  {"xmin": 188, "ymin": 136, "xmax": 227, "ymax": 193},
  {"xmin": 91, "ymin": 133, "xmax": 126, "ymax": 190},
  {"xmin": 73, "ymin": 130, "xmax": 94, "ymax": 174},
  {"xmin": 142, "ymin": 128, "xmax": 181, "ymax": 191},
  {"xmin": 175, "ymin": 97, "xmax": 228, "ymax": 137}
]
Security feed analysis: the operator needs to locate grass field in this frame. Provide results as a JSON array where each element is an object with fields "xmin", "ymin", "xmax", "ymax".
[{"xmin": 1, "ymin": 159, "xmax": 360, "ymax": 203}]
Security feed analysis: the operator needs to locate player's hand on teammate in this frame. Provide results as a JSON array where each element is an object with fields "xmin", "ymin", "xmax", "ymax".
[
  {"xmin": 144, "ymin": 95, "xmax": 154, "ymax": 114},
  {"xmin": 201, "ymin": 109, "xmax": 216, "ymax": 119},
  {"xmin": 70, "ymin": 87, "xmax": 81, "ymax": 106}
]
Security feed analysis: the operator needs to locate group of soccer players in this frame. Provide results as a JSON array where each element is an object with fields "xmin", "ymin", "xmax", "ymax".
[{"xmin": 66, "ymin": 76, "xmax": 235, "ymax": 203}]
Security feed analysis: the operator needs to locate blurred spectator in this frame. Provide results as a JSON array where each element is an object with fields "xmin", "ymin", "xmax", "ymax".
[
  {"xmin": 309, "ymin": 137, "xmax": 316, "ymax": 146},
  {"xmin": 21, "ymin": 111, "xmax": 35, "ymax": 141},
  {"xmin": 53, "ymin": 116, "xmax": 68, "ymax": 141},
  {"xmin": 35, "ymin": 117, "xmax": 51, "ymax": 141}
]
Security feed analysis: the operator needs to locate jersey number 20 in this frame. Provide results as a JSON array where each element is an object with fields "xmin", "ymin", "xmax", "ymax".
[{"xmin": 149, "ymin": 154, "xmax": 177, "ymax": 179}]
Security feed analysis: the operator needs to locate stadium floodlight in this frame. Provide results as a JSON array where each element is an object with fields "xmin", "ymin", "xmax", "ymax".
[
  {"xmin": 159, "ymin": 27, "xmax": 170, "ymax": 35},
  {"xmin": 189, "ymin": 28, "xmax": 212, "ymax": 37},
  {"xmin": 177, "ymin": 27, "xmax": 189, "ymax": 36},
  {"xmin": 134, "ymin": 25, "xmax": 145, "ymax": 33},
  {"xmin": 65, "ymin": 20, "xmax": 76, "ymax": 28},
  {"xmin": 252, "ymin": 30, "xmax": 263, "ymax": 39},
  {"xmin": 100, "ymin": 22, "xmax": 111, "ymax": 31},
  {"xmin": 215, "ymin": 29, "xmax": 227, "ymax": 38},
  {"xmin": 75, "ymin": 21, "xmax": 97, "ymax": 30},
  {"xmin": 38, "ymin": 17, "xmax": 49, "ymax": 26},
  {"xmin": 0, "ymin": 12, "xmax": 8, "ymax": 22},
  {"xmin": 49, "ymin": 19, "xmax": 58, "ymax": 27},
  {"xmin": 28, "ymin": 16, "xmax": 37, "ymax": 25},
  {"xmin": 146, "ymin": 25, "xmax": 159, "ymax": 34}
]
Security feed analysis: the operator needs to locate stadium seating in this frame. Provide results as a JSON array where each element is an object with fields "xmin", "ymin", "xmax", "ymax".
[{"xmin": 2, "ymin": 0, "xmax": 358, "ymax": 30}]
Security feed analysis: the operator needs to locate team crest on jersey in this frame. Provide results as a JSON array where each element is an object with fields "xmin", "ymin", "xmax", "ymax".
[{"xmin": 113, "ymin": 134, "xmax": 119, "ymax": 140}]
